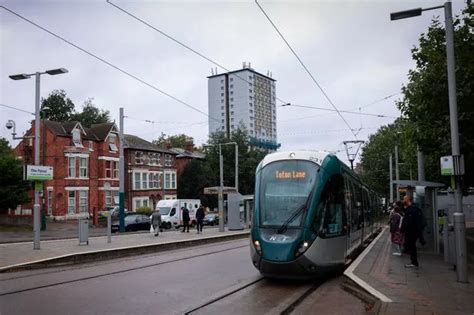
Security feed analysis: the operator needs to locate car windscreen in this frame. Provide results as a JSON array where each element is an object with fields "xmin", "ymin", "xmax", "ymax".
[{"xmin": 158, "ymin": 207, "xmax": 171, "ymax": 215}]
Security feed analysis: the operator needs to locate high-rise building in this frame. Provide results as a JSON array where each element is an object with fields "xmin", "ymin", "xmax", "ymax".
[{"xmin": 208, "ymin": 63, "xmax": 279, "ymax": 150}]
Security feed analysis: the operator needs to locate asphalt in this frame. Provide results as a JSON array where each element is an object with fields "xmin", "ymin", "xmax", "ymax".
[{"xmin": 344, "ymin": 226, "xmax": 474, "ymax": 314}]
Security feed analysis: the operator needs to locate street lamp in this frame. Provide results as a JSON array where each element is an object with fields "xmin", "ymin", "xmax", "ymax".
[
  {"xmin": 9, "ymin": 67, "xmax": 68, "ymax": 250},
  {"xmin": 390, "ymin": 1, "xmax": 467, "ymax": 283}
]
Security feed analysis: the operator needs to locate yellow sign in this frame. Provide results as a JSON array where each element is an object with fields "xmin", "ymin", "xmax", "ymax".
[{"xmin": 275, "ymin": 170, "xmax": 306, "ymax": 179}]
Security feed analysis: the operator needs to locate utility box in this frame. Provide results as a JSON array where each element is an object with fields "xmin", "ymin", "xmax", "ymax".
[
  {"xmin": 79, "ymin": 218, "xmax": 89, "ymax": 245},
  {"xmin": 227, "ymin": 193, "xmax": 244, "ymax": 231}
]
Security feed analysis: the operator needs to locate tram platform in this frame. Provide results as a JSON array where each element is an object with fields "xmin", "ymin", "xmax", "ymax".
[
  {"xmin": 0, "ymin": 227, "xmax": 249, "ymax": 273},
  {"xmin": 344, "ymin": 226, "xmax": 474, "ymax": 314}
]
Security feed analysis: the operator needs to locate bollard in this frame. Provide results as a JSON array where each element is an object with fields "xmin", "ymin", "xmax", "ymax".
[
  {"xmin": 453, "ymin": 213, "xmax": 468, "ymax": 283},
  {"xmin": 443, "ymin": 216, "xmax": 449, "ymax": 263},
  {"xmin": 107, "ymin": 212, "xmax": 111, "ymax": 244},
  {"xmin": 78, "ymin": 217, "xmax": 89, "ymax": 245}
]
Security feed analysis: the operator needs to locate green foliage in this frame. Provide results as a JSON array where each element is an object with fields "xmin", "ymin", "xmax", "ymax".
[
  {"xmin": 40, "ymin": 89, "xmax": 75, "ymax": 121},
  {"xmin": 397, "ymin": 4, "xmax": 474, "ymax": 190},
  {"xmin": 135, "ymin": 207, "xmax": 152, "ymax": 216},
  {"xmin": 0, "ymin": 138, "xmax": 30, "ymax": 214},
  {"xmin": 177, "ymin": 159, "xmax": 214, "ymax": 206},
  {"xmin": 40, "ymin": 90, "xmax": 111, "ymax": 126},
  {"xmin": 153, "ymin": 133, "xmax": 191, "ymax": 149},
  {"xmin": 70, "ymin": 98, "xmax": 111, "ymax": 127}
]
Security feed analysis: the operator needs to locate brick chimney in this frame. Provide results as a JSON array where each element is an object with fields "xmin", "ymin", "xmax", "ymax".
[
  {"xmin": 165, "ymin": 140, "xmax": 172, "ymax": 150},
  {"xmin": 185, "ymin": 138, "xmax": 194, "ymax": 152}
]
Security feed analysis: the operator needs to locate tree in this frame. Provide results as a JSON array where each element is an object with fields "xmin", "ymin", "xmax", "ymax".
[
  {"xmin": 153, "ymin": 133, "xmax": 191, "ymax": 149},
  {"xmin": 397, "ymin": 4, "xmax": 474, "ymax": 190},
  {"xmin": 71, "ymin": 98, "xmax": 111, "ymax": 127},
  {"xmin": 177, "ymin": 159, "xmax": 216, "ymax": 207},
  {"xmin": 40, "ymin": 89, "xmax": 75, "ymax": 122},
  {"xmin": 0, "ymin": 138, "xmax": 30, "ymax": 214}
]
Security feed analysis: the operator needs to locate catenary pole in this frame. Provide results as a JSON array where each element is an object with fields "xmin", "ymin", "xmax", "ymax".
[
  {"xmin": 389, "ymin": 154, "xmax": 394, "ymax": 205},
  {"xmin": 33, "ymin": 72, "xmax": 41, "ymax": 250},
  {"xmin": 395, "ymin": 145, "xmax": 400, "ymax": 201},
  {"xmin": 444, "ymin": 0, "xmax": 467, "ymax": 283},
  {"xmin": 119, "ymin": 107, "xmax": 125, "ymax": 233}
]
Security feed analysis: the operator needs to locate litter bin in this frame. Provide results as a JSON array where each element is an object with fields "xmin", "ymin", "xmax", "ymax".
[{"xmin": 79, "ymin": 217, "xmax": 89, "ymax": 245}]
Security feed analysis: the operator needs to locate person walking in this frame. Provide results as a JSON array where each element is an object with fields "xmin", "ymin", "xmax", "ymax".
[
  {"xmin": 151, "ymin": 209, "xmax": 162, "ymax": 237},
  {"xmin": 181, "ymin": 206, "xmax": 190, "ymax": 233},
  {"xmin": 389, "ymin": 201, "xmax": 404, "ymax": 256},
  {"xmin": 196, "ymin": 205, "xmax": 205, "ymax": 234},
  {"xmin": 401, "ymin": 196, "xmax": 423, "ymax": 268}
]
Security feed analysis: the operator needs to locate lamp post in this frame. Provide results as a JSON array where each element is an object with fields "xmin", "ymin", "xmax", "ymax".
[
  {"xmin": 9, "ymin": 68, "xmax": 68, "ymax": 250},
  {"xmin": 217, "ymin": 142, "xmax": 238, "ymax": 232},
  {"xmin": 390, "ymin": 1, "xmax": 467, "ymax": 283}
]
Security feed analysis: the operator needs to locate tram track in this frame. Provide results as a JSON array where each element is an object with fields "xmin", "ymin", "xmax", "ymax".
[{"xmin": 0, "ymin": 243, "xmax": 248, "ymax": 297}]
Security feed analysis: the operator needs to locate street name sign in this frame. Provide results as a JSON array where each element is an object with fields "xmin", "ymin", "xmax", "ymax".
[{"xmin": 26, "ymin": 165, "xmax": 53, "ymax": 181}]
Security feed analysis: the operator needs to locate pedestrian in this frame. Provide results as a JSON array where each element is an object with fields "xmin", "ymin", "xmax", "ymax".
[
  {"xmin": 151, "ymin": 209, "xmax": 161, "ymax": 237},
  {"xmin": 196, "ymin": 205, "xmax": 205, "ymax": 234},
  {"xmin": 401, "ymin": 196, "xmax": 424, "ymax": 268},
  {"xmin": 181, "ymin": 206, "xmax": 190, "ymax": 233},
  {"xmin": 389, "ymin": 201, "xmax": 404, "ymax": 256}
]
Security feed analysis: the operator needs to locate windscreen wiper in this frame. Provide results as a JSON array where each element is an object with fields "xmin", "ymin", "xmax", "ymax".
[{"xmin": 277, "ymin": 191, "xmax": 313, "ymax": 234}]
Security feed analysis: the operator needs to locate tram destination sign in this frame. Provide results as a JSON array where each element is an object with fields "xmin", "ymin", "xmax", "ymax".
[
  {"xmin": 25, "ymin": 165, "xmax": 53, "ymax": 181},
  {"xmin": 275, "ymin": 170, "xmax": 306, "ymax": 179}
]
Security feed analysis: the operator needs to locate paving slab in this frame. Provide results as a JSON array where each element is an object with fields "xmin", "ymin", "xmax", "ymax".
[
  {"xmin": 0, "ymin": 227, "xmax": 249, "ymax": 272},
  {"xmin": 345, "ymin": 227, "xmax": 474, "ymax": 315}
]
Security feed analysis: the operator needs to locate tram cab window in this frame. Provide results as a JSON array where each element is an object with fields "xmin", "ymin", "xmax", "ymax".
[{"xmin": 316, "ymin": 175, "xmax": 346, "ymax": 238}]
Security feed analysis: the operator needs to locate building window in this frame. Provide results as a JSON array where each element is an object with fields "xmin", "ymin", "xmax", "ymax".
[
  {"xmin": 164, "ymin": 171, "xmax": 177, "ymax": 189},
  {"xmin": 142, "ymin": 173, "xmax": 148, "ymax": 189},
  {"xmin": 79, "ymin": 191, "xmax": 88, "ymax": 213},
  {"xmin": 72, "ymin": 129, "xmax": 83, "ymax": 148},
  {"xmin": 231, "ymin": 111, "xmax": 234, "ymax": 115},
  {"xmin": 135, "ymin": 151, "xmax": 143, "ymax": 164},
  {"xmin": 230, "ymin": 78, "xmax": 233, "ymax": 82},
  {"xmin": 68, "ymin": 157, "xmax": 76, "ymax": 177},
  {"xmin": 79, "ymin": 157, "xmax": 88, "ymax": 178},
  {"xmin": 249, "ymin": 109, "xmax": 253, "ymax": 113},
  {"xmin": 220, "ymin": 79, "xmax": 224, "ymax": 83},
  {"xmin": 230, "ymin": 105, "xmax": 234, "ymax": 108},
  {"xmin": 249, "ymin": 89, "xmax": 252, "ymax": 93},
  {"xmin": 221, "ymin": 86, "xmax": 224, "ymax": 90},
  {"xmin": 231, "ymin": 118, "xmax": 234, "ymax": 122},
  {"xmin": 109, "ymin": 134, "xmax": 118, "ymax": 152},
  {"xmin": 133, "ymin": 197, "xmax": 149, "ymax": 210},
  {"xmin": 221, "ymin": 106, "xmax": 224, "ymax": 110},
  {"xmin": 230, "ymin": 91, "xmax": 233, "ymax": 95},
  {"xmin": 221, "ymin": 93, "xmax": 224, "ymax": 97},
  {"xmin": 164, "ymin": 155, "xmax": 172, "ymax": 167},
  {"xmin": 230, "ymin": 98, "xmax": 234, "ymax": 101},
  {"xmin": 134, "ymin": 172, "xmax": 141, "ymax": 190},
  {"xmin": 221, "ymin": 126, "xmax": 225, "ymax": 130},
  {"xmin": 249, "ymin": 103, "xmax": 253, "ymax": 107},
  {"xmin": 105, "ymin": 191, "xmax": 113, "ymax": 208},
  {"xmin": 68, "ymin": 191, "xmax": 76, "ymax": 214},
  {"xmin": 88, "ymin": 141, "xmax": 94, "ymax": 151},
  {"xmin": 230, "ymin": 84, "xmax": 233, "ymax": 88},
  {"xmin": 221, "ymin": 113, "xmax": 224, "ymax": 116},
  {"xmin": 105, "ymin": 161, "xmax": 112, "ymax": 178},
  {"xmin": 221, "ymin": 119, "xmax": 224, "ymax": 123}
]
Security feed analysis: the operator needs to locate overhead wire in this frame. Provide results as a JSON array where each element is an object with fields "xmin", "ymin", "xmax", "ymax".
[
  {"xmin": 282, "ymin": 104, "xmax": 397, "ymax": 119},
  {"xmin": 106, "ymin": 0, "xmax": 290, "ymax": 105},
  {"xmin": 0, "ymin": 5, "xmax": 218, "ymax": 122},
  {"xmin": 0, "ymin": 103, "xmax": 35, "ymax": 115},
  {"xmin": 254, "ymin": 0, "xmax": 357, "ymax": 139}
]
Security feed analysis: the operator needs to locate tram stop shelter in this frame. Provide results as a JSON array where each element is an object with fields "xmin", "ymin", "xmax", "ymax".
[{"xmin": 393, "ymin": 180, "xmax": 445, "ymax": 254}]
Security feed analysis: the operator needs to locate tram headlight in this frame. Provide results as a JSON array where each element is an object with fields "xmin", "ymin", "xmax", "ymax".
[
  {"xmin": 253, "ymin": 240, "xmax": 262, "ymax": 256},
  {"xmin": 295, "ymin": 241, "xmax": 310, "ymax": 257}
]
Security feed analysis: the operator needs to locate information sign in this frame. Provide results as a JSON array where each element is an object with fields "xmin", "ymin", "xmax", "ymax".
[{"xmin": 26, "ymin": 165, "xmax": 54, "ymax": 181}]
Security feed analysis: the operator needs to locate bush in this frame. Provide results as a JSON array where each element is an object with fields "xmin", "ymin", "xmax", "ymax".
[{"xmin": 135, "ymin": 207, "xmax": 152, "ymax": 216}]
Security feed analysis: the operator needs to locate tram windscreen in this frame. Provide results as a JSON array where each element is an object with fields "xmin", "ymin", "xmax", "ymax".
[{"xmin": 259, "ymin": 160, "xmax": 318, "ymax": 227}]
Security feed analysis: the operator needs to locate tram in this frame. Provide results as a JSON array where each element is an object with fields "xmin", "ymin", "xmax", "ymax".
[{"xmin": 250, "ymin": 150, "xmax": 381, "ymax": 278}]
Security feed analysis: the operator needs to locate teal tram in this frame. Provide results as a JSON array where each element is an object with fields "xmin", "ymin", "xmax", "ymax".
[{"xmin": 250, "ymin": 150, "xmax": 381, "ymax": 278}]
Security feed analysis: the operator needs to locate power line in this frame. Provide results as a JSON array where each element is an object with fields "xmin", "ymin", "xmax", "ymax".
[
  {"xmin": 0, "ymin": 5, "xmax": 218, "ymax": 122},
  {"xmin": 0, "ymin": 103, "xmax": 35, "ymax": 115},
  {"xmin": 106, "ymin": 0, "xmax": 290, "ymax": 105},
  {"xmin": 279, "ymin": 127, "xmax": 377, "ymax": 137},
  {"xmin": 254, "ymin": 0, "xmax": 357, "ymax": 139},
  {"xmin": 283, "ymin": 104, "xmax": 397, "ymax": 119},
  {"xmin": 124, "ymin": 116, "xmax": 201, "ymax": 125}
]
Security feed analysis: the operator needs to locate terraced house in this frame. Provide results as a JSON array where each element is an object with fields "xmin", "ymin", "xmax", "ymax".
[
  {"xmin": 124, "ymin": 135, "xmax": 178, "ymax": 211},
  {"xmin": 13, "ymin": 120, "xmax": 120, "ymax": 219}
]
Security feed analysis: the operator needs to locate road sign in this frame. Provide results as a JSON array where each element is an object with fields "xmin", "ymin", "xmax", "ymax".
[
  {"xmin": 204, "ymin": 186, "xmax": 237, "ymax": 195},
  {"xmin": 25, "ymin": 165, "xmax": 53, "ymax": 181}
]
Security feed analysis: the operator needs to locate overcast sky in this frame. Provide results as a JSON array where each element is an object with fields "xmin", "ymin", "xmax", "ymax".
[{"xmin": 0, "ymin": 0, "xmax": 466, "ymax": 164}]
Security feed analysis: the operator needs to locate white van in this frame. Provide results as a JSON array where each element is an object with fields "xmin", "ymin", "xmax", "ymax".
[{"xmin": 156, "ymin": 199, "xmax": 201, "ymax": 229}]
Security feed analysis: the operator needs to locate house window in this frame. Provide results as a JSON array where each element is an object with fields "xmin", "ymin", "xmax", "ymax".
[
  {"xmin": 79, "ymin": 191, "xmax": 88, "ymax": 213},
  {"xmin": 68, "ymin": 191, "xmax": 76, "ymax": 214},
  {"xmin": 221, "ymin": 93, "xmax": 224, "ymax": 97},
  {"xmin": 230, "ymin": 78, "xmax": 233, "ymax": 82},
  {"xmin": 135, "ymin": 151, "xmax": 143, "ymax": 164},
  {"xmin": 230, "ymin": 84, "xmax": 233, "ymax": 88},
  {"xmin": 68, "ymin": 157, "xmax": 76, "ymax": 177},
  {"xmin": 221, "ymin": 86, "xmax": 224, "ymax": 90},
  {"xmin": 164, "ymin": 155, "xmax": 172, "ymax": 167},
  {"xmin": 157, "ymin": 153, "xmax": 162, "ymax": 166},
  {"xmin": 142, "ymin": 173, "xmax": 148, "ymax": 189},
  {"xmin": 171, "ymin": 173, "xmax": 176, "ymax": 189},
  {"xmin": 113, "ymin": 161, "xmax": 119, "ymax": 178},
  {"xmin": 72, "ymin": 129, "xmax": 83, "ymax": 148},
  {"xmin": 150, "ymin": 153, "xmax": 157, "ymax": 165},
  {"xmin": 134, "ymin": 172, "xmax": 141, "ymax": 190},
  {"xmin": 109, "ymin": 134, "xmax": 118, "ymax": 152},
  {"xmin": 165, "ymin": 173, "xmax": 171, "ymax": 189},
  {"xmin": 79, "ymin": 157, "xmax": 88, "ymax": 178},
  {"xmin": 88, "ymin": 141, "xmax": 94, "ymax": 151},
  {"xmin": 105, "ymin": 161, "xmax": 112, "ymax": 178},
  {"xmin": 105, "ymin": 191, "xmax": 118, "ymax": 208},
  {"xmin": 133, "ymin": 197, "xmax": 149, "ymax": 210}
]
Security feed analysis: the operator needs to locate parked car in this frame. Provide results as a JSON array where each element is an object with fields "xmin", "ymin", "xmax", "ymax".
[
  {"xmin": 111, "ymin": 213, "xmax": 150, "ymax": 232},
  {"xmin": 99, "ymin": 206, "xmax": 128, "ymax": 218},
  {"xmin": 203, "ymin": 213, "xmax": 219, "ymax": 226}
]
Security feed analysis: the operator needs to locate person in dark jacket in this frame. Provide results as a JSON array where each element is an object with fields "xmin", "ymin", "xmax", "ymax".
[
  {"xmin": 401, "ymin": 196, "xmax": 423, "ymax": 268},
  {"xmin": 195, "ymin": 205, "xmax": 205, "ymax": 234},
  {"xmin": 181, "ymin": 207, "xmax": 190, "ymax": 233},
  {"xmin": 151, "ymin": 209, "xmax": 162, "ymax": 237},
  {"xmin": 389, "ymin": 201, "xmax": 404, "ymax": 256}
]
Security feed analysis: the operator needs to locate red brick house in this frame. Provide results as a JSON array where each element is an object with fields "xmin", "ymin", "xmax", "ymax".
[
  {"xmin": 169, "ymin": 140, "xmax": 205, "ymax": 180},
  {"xmin": 13, "ymin": 120, "xmax": 120, "ymax": 219},
  {"xmin": 124, "ymin": 135, "xmax": 178, "ymax": 211}
]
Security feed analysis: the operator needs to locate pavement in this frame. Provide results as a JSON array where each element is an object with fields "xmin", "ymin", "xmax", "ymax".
[
  {"xmin": 344, "ymin": 226, "xmax": 474, "ymax": 315},
  {"xmin": 0, "ymin": 226, "xmax": 249, "ymax": 272}
]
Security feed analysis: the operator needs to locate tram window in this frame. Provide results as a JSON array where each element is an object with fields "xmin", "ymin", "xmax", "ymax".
[
  {"xmin": 351, "ymin": 181, "xmax": 364, "ymax": 230},
  {"xmin": 316, "ymin": 175, "xmax": 346, "ymax": 237}
]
